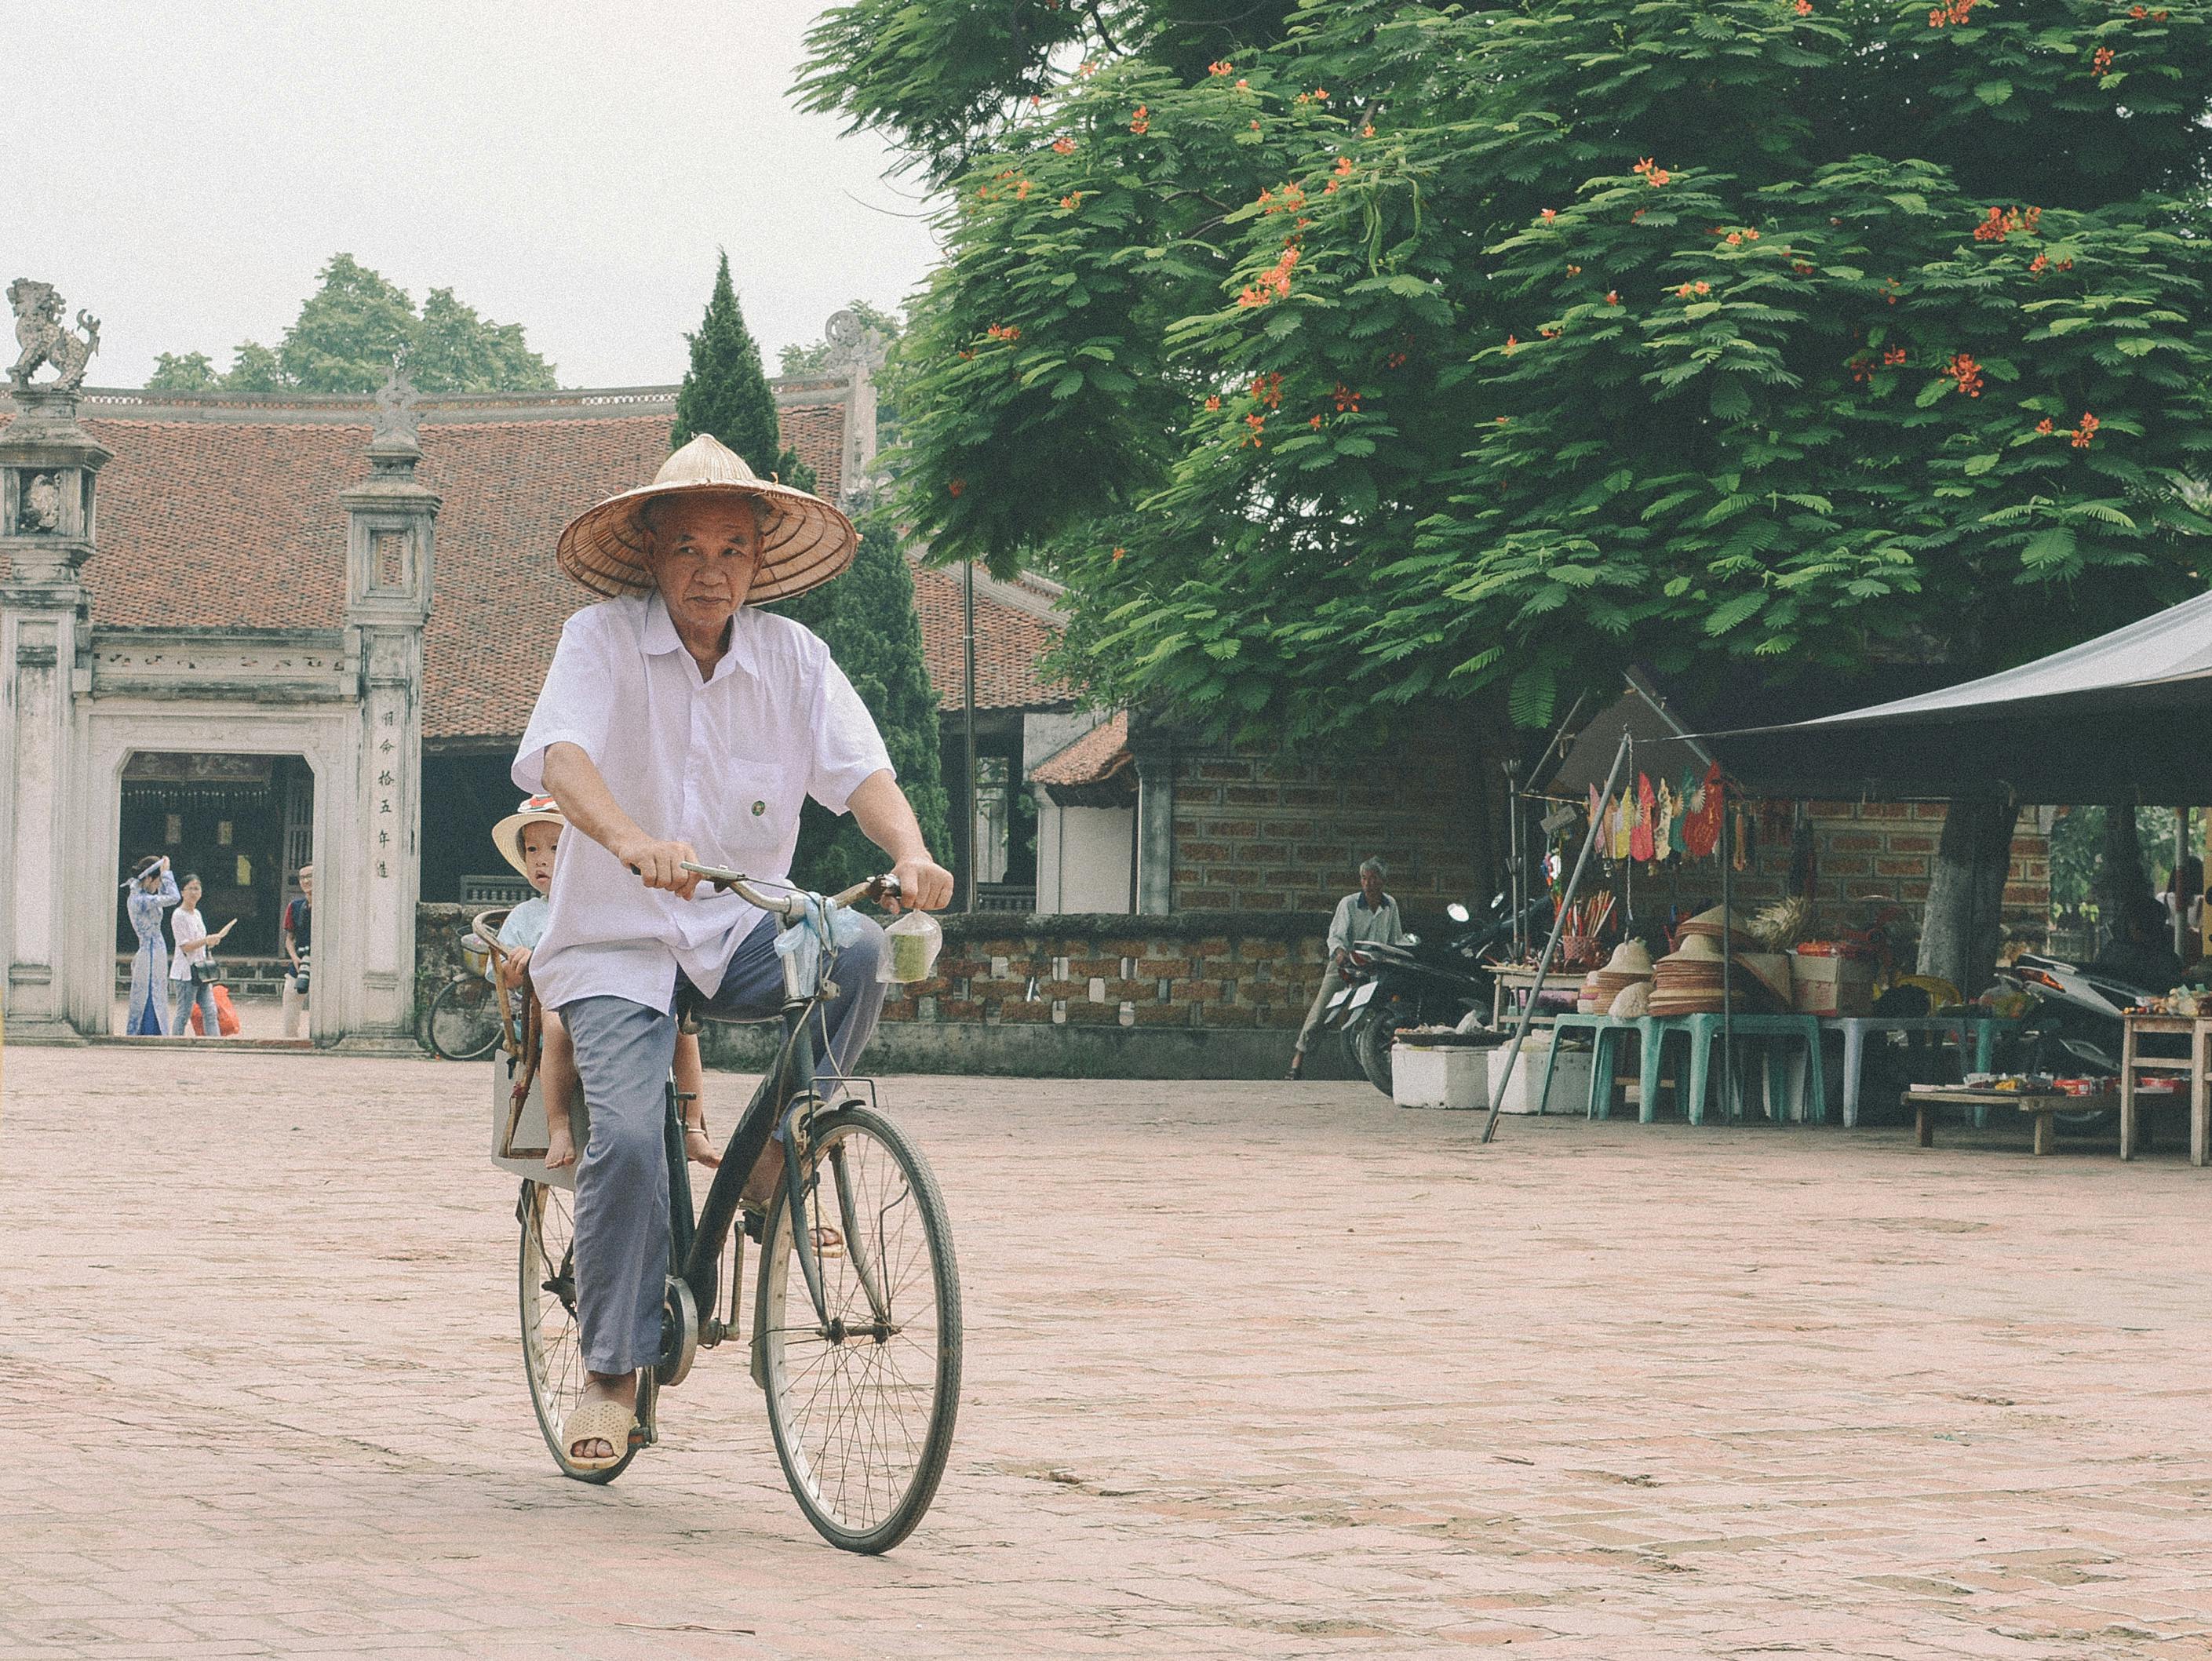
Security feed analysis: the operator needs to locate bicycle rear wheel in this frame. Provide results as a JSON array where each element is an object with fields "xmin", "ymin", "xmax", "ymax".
[
  {"xmin": 519, "ymin": 1179, "xmax": 640, "ymax": 1484},
  {"xmin": 754, "ymin": 1104, "xmax": 960, "ymax": 1554},
  {"xmin": 428, "ymin": 977, "xmax": 502, "ymax": 1062}
]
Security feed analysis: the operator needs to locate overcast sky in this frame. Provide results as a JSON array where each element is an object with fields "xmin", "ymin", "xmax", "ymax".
[{"xmin": 3, "ymin": 0, "xmax": 943, "ymax": 389}]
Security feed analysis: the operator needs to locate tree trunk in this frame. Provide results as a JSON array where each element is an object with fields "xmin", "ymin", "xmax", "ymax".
[
  {"xmin": 1919, "ymin": 796, "xmax": 2020, "ymax": 996},
  {"xmin": 2094, "ymin": 805, "xmax": 2145, "ymax": 953}
]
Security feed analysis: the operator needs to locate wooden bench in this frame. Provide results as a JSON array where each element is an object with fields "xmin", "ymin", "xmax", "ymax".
[{"xmin": 1904, "ymin": 1088, "xmax": 2066, "ymax": 1156}]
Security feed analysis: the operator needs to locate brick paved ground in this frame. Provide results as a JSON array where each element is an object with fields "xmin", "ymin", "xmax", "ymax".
[{"xmin": 4, "ymin": 1048, "xmax": 2211, "ymax": 1659}]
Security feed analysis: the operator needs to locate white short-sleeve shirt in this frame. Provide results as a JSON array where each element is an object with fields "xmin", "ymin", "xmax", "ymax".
[{"xmin": 512, "ymin": 592, "xmax": 895, "ymax": 1011}]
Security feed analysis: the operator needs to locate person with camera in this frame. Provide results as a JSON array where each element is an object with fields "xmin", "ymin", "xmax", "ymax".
[
  {"xmin": 282, "ymin": 863, "xmax": 313, "ymax": 1037},
  {"xmin": 169, "ymin": 872, "xmax": 237, "ymax": 1039}
]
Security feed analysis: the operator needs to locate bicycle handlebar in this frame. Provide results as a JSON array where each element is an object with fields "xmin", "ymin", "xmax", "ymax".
[{"xmin": 674, "ymin": 861, "xmax": 902, "ymax": 916}]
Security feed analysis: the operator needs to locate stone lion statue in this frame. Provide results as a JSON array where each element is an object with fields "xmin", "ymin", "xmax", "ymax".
[{"xmin": 8, "ymin": 279, "xmax": 101, "ymax": 393}]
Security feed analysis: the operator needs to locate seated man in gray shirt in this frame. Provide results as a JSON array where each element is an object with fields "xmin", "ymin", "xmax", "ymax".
[{"xmin": 1289, "ymin": 857, "xmax": 1405, "ymax": 1080}]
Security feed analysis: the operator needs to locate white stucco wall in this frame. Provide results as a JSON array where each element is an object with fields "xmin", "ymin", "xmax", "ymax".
[{"xmin": 1037, "ymin": 800, "xmax": 1135, "ymax": 915}]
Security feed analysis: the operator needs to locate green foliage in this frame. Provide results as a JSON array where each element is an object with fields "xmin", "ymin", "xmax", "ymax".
[
  {"xmin": 776, "ymin": 503, "xmax": 953, "ymax": 888},
  {"xmin": 278, "ymin": 254, "xmax": 417, "ymax": 392},
  {"xmin": 148, "ymin": 254, "xmax": 557, "ymax": 394},
  {"xmin": 145, "ymin": 352, "xmax": 220, "ymax": 392},
  {"xmin": 414, "ymin": 288, "xmax": 559, "ymax": 393},
  {"xmin": 223, "ymin": 342, "xmax": 285, "ymax": 393},
  {"xmin": 672, "ymin": 252, "xmax": 818, "ymax": 494},
  {"xmin": 804, "ymin": 0, "xmax": 2212, "ymax": 740}
]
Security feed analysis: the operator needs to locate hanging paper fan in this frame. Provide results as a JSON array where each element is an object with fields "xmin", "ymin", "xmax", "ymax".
[
  {"xmin": 1612, "ymin": 789, "xmax": 1634, "ymax": 860},
  {"xmin": 1682, "ymin": 761, "xmax": 1724, "ymax": 858},
  {"xmin": 1630, "ymin": 773, "xmax": 1656, "ymax": 862},
  {"xmin": 1654, "ymin": 781, "xmax": 1676, "ymax": 862}
]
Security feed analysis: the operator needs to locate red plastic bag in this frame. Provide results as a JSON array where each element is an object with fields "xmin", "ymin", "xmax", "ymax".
[{"xmin": 188, "ymin": 984, "xmax": 242, "ymax": 1036}]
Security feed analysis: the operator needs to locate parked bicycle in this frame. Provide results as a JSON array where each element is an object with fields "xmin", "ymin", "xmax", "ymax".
[
  {"xmin": 424, "ymin": 917, "xmax": 507, "ymax": 1061},
  {"xmin": 483, "ymin": 867, "xmax": 961, "ymax": 1554}
]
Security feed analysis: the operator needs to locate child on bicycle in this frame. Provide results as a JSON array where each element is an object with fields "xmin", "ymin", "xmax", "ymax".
[{"xmin": 490, "ymin": 797, "xmax": 717, "ymax": 1171}]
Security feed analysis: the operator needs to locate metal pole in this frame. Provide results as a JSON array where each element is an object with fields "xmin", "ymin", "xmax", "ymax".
[
  {"xmin": 1506, "ymin": 759, "xmax": 1524, "ymax": 960},
  {"xmin": 1721, "ymin": 788, "xmax": 1736, "ymax": 1122},
  {"xmin": 963, "ymin": 559, "xmax": 978, "ymax": 913},
  {"xmin": 1483, "ymin": 731, "xmax": 1632, "ymax": 1145}
]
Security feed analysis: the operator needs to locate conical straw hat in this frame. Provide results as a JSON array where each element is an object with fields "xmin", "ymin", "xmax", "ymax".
[{"xmin": 556, "ymin": 433, "xmax": 858, "ymax": 604}]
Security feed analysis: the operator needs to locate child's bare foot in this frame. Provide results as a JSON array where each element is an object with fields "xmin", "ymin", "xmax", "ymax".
[{"xmin": 544, "ymin": 1117, "xmax": 578, "ymax": 1169}]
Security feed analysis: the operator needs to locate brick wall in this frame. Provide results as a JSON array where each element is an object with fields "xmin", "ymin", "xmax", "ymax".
[
  {"xmin": 1622, "ymin": 802, "xmax": 2050, "ymax": 946},
  {"xmin": 882, "ymin": 911, "xmax": 1329, "ymax": 1033},
  {"xmin": 1169, "ymin": 743, "xmax": 1500, "ymax": 914}
]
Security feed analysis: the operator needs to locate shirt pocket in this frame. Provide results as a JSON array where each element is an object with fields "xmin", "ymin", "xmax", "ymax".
[{"xmin": 697, "ymin": 749, "xmax": 805, "ymax": 878}]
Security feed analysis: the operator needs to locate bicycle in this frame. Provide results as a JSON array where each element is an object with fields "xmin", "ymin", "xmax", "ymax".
[
  {"xmin": 425, "ymin": 917, "xmax": 507, "ymax": 1061},
  {"xmin": 484, "ymin": 868, "xmax": 961, "ymax": 1554}
]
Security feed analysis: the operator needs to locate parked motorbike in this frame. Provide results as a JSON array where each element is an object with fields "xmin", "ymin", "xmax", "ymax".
[
  {"xmin": 1328, "ymin": 892, "xmax": 1543, "ymax": 1095},
  {"xmin": 1995, "ymin": 951, "xmax": 2169, "ymax": 1133}
]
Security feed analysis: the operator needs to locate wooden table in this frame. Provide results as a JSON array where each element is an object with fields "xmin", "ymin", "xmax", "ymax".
[
  {"xmin": 1904, "ymin": 1088, "xmax": 2067, "ymax": 1156},
  {"xmin": 2119, "ymin": 1012, "xmax": 2212, "ymax": 1166},
  {"xmin": 1491, "ymin": 965, "xmax": 1581, "ymax": 1029}
]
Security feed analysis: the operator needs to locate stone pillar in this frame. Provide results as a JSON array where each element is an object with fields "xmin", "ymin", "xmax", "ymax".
[
  {"xmin": 1135, "ymin": 751, "xmax": 1176, "ymax": 916},
  {"xmin": 333, "ymin": 363, "xmax": 439, "ymax": 1049},
  {"xmin": 0, "ymin": 386, "xmax": 111, "ymax": 1040}
]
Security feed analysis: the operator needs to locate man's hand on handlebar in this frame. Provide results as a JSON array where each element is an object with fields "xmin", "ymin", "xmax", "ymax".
[
  {"xmin": 620, "ymin": 836, "xmax": 705, "ymax": 901},
  {"xmin": 887, "ymin": 855, "xmax": 955, "ymax": 913}
]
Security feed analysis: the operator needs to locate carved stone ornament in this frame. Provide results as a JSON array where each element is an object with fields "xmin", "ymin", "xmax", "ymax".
[
  {"xmin": 7, "ymin": 279, "xmax": 101, "ymax": 393},
  {"xmin": 20, "ymin": 471, "xmax": 62, "ymax": 534},
  {"xmin": 370, "ymin": 348, "xmax": 422, "ymax": 451},
  {"xmin": 824, "ymin": 308, "xmax": 887, "ymax": 369}
]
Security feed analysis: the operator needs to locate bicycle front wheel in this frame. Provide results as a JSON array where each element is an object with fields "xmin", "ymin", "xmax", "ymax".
[
  {"xmin": 519, "ymin": 1179, "xmax": 640, "ymax": 1484},
  {"xmin": 428, "ymin": 977, "xmax": 502, "ymax": 1062},
  {"xmin": 755, "ymin": 1104, "xmax": 960, "ymax": 1554}
]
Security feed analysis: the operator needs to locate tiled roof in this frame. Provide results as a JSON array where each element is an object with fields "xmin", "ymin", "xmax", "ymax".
[
  {"xmin": 1029, "ymin": 711, "xmax": 1129, "ymax": 787},
  {"xmin": 4, "ymin": 387, "xmax": 1070, "ymax": 741},
  {"xmin": 909, "ymin": 561, "xmax": 1070, "ymax": 713}
]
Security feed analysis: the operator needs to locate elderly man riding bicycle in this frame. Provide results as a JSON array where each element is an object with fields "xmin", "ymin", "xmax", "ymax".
[{"xmin": 515, "ymin": 434, "xmax": 953, "ymax": 1468}]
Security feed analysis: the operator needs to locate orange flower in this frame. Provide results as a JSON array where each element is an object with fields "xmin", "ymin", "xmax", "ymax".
[
  {"xmin": 1696, "ymin": 280, "xmax": 1711, "ymax": 294},
  {"xmin": 1015, "ymin": 179, "xmax": 1032, "ymax": 199},
  {"xmin": 1059, "ymin": 192, "xmax": 1083, "ymax": 210},
  {"xmin": 1632, "ymin": 156, "xmax": 1671, "ymax": 187},
  {"xmin": 1944, "ymin": 352, "xmax": 1984, "ymax": 398},
  {"xmin": 1795, "ymin": 0, "xmax": 1811, "ymax": 13},
  {"xmin": 1079, "ymin": 60, "xmax": 1097, "ymax": 76},
  {"xmin": 1605, "ymin": 290, "xmax": 1620, "ymax": 305},
  {"xmin": 1236, "ymin": 78, "xmax": 1249, "ymax": 89},
  {"xmin": 1208, "ymin": 60, "xmax": 1233, "ymax": 75},
  {"xmin": 1505, "ymin": 333, "xmax": 1518, "ymax": 354},
  {"xmin": 1111, "ymin": 545, "xmax": 1126, "ymax": 560},
  {"xmin": 1249, "ymin": 372, "xmax": 1284, "ymax": 408},
  {"xmin": 1361, "ymin": 123, "xmax": 1375, "ymax": 137},
  {"xmin": 1677, "ymin": 283, "xmax": 1693, "ymax": 299},
  {"xmin": 1332, "ymin": 383, "xmax": 1362, "ymax": 413},
  {"xmin": 2035, "ymin": 418, "xmax": 2055, "ymax": 435},
  {"xmin": 1309, "ymin": 413, "xmax": 1323, "ymax": 429},
  {"xmin": 1566, "ymin": 264, "xmax": 1582, "ymax": 276},
  {"xmin": 948, "ymin": 479, "xmax": 965, "ymax": 497},
  {"xmin": 1726, "ymin": 231, "xmax": 1743, "ymax": 246},
  {"xmin": 1130, "ymin": 105, "xmax": 1150, "ymax": 134},
  {"xmin": 2072, "ymin": 411, "xmax": 2101, "ymax": 449},
  {"xmin": 1313, "ymin": 88, "xmax": 1329, "ymax": 100},
  {"xmin": 2090, "ymin": 46, "xmax": 2115, "ymax": 75},
  {"xmin": 1204, "ymin": 395, "xmax": 1222, "ymax": 412},
  {"xmin": 1744, "ymin": 228, "xmax": 1758, "ymax": 240},
  {"xmin": 1882, "ymin": 346, "xmax": 1907, "ymax": 366},
  {"xmin": 1540, "ymin": 208, "xmax": 1558, "ymax": 223},
  {"xmin": 1052, "ymin": 137, "xmax": 1077, "ymax": 155}
]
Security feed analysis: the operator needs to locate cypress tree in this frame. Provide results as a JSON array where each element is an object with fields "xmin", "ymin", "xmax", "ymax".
[
  {"xmin": 672, "ymin": 252, "xmax": 817, "ymax": 494},
  {"xmin": 782, "ymin": 503, "xmax": 952, "ymax": 892}
]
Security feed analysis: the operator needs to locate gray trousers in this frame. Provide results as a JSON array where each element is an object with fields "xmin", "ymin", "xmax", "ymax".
[
  {"xmin": 1295, "ymin": 960, "xmax": 1350, "ymax": 1051},
  {"xmin": 559, "ymin": 912, "xmax": 887, "ymax": 1376}
]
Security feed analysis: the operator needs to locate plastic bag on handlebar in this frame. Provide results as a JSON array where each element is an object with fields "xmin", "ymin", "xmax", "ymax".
[
  {"xmin": 773, "ymin": 891, "xmax": 869, "ymax": 993},
  {"xmin": 880, "ymin": 909, "xmax": 943, "ymax": 985}
]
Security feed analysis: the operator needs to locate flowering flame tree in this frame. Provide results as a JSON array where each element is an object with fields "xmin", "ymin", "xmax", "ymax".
[{"xmin": 805, "ymin": 0, "xmax": 2212, "ymax": 740}]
